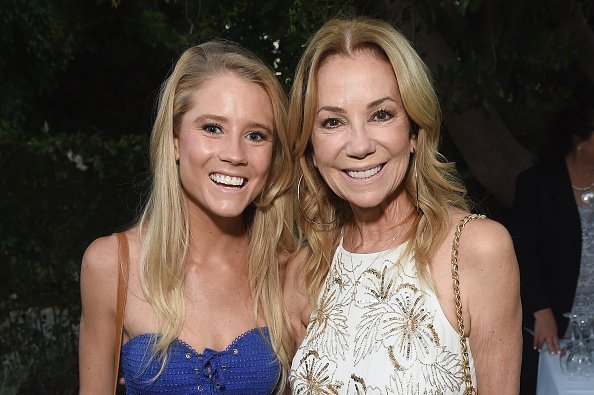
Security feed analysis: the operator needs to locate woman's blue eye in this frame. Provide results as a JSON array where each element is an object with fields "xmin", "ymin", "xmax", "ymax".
[
  {"xmin": 247, "ymin": 131, "xmax": 266, "ymax": 142},
  {"xmin": 372, "ymin": 109, "xmax": 394, "ymax": 121},
  {"xmin": 202, "ymin": 123, "xmax": 222, "ymax": 134},
  {"xmin": 321, "ymin": 118, "xmax": 342, "ymax": 128}
]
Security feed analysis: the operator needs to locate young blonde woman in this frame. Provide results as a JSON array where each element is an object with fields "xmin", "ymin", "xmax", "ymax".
[
  {"xmin": 79, "ymin": 40, "xmax": 294, "ymax": 394},
  {"xmin": 284, "ymin": 17, "xmax": 522, "ymax": 394}
]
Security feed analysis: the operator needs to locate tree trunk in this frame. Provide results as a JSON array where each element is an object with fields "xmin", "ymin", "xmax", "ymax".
[{"xmin": 380, "ymin": 3, "xmax": 534, "ymax": 207}]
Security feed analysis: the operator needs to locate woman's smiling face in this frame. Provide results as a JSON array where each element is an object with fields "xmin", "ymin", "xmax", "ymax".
[
  {"xmin": 174, "ymin": 72, "xmax": 274, "ymax": 219},
  {"xmin": 311, "ymin": 51, "xmax": 415, "ymax": 210}
]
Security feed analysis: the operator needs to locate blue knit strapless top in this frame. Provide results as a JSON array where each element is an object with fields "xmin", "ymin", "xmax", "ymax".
[{"xmin": 120, "ymin": 327, "xmax": 280, "ymax": 394}]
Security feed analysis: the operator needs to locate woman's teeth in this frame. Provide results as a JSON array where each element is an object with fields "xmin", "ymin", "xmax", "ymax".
[
  {"xmin": 209, "ymin": 174, "xmax": 245, "ymax": 187},
  {"xmin": 347, "ymin": 165, "xmax": 383, "ymax": 179}
]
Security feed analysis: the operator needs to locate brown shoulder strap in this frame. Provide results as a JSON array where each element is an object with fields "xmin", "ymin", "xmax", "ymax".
[
  {"xmin": 451, "ymin": 213, "xmax": 485, "ymax": 395},
  {"xmin": 113, "ymin": 232, "xmax": 130, "ymax": 395}
]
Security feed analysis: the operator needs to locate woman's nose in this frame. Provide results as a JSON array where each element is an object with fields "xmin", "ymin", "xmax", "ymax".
[
  {"xmin": 218, "ymin": 137, "xmax": 247, "ymax": 165},
  {"xmin": 345, "ymin": 124, "xmax": 375, "ymax": 159}
]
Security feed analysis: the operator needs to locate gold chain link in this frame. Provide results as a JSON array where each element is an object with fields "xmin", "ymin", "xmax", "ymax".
[{"xmin": 451, "ymin": 213, "xmax": 485, "ymax": 395}]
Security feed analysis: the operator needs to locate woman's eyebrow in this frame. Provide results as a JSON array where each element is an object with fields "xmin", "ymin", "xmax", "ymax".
[
  {"xmin": 317, "ymin": 105, "xmax": 345, "ymax": 115},
  {"xmin": 367, "ymin": 97, "xmax": 397, "ymax": 109}
]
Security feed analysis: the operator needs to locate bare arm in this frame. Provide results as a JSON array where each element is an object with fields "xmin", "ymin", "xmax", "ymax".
[
  {"xmin": 462, "ymin": 220, "xmax": 522, "ymax": 394},
  {"xmin": 79, "ymin": 235, "xmax": 119, "ymax": 394},
  {"xmin": 283, "ymin": 247, "xmax": 312, "ymax": 348}
]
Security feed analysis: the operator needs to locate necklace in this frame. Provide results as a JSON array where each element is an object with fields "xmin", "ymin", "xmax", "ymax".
[
  {"xmin": 345, "ymin": 225, "xmax": 404, "ymax": 291},
  {"xmin": 572, "ymin": 183, "xmax": 594, "ymax": 205},
  {"xmin": 346, "ymin": 224, "xmax": 401, "ymax": 269},
  {"xmin": 347, "ymin": 239, "xmax": 396, "ymax": 275}
]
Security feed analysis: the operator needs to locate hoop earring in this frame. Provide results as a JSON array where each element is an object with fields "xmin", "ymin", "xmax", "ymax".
[
  {"xmin": 297, "ymin": 175, "xmax": 337, "ymax": 227},
  {"xmin": 414, "ymin": 154, "xmax": 420, "ymax": 214}
]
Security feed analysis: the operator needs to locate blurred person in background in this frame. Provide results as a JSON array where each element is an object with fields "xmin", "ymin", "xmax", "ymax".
[{"xmin": 511, "ymin": 96, "xmax": 594, "ymax": 394}]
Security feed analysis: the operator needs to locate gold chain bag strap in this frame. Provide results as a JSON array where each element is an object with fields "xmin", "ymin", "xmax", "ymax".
[
  {"xmin": 113, "ymin": 232, "xmax": 130, "ymax": 395},
  {"xmin": 451, "ymin": 214, "xmax": 485, "ymax": 395}
]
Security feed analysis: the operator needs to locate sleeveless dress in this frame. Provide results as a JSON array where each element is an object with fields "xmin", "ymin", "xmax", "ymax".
[
  {"xmin": 569, "ymin": 203, "xmax": 594, "ymax": 316},
  {"xmin": 121, "ymin": 327, "xmax": 280, "ymax": 394},
  {"xmin": 290, "ymin": 241, "xmax": 476, "ymax": 395}
]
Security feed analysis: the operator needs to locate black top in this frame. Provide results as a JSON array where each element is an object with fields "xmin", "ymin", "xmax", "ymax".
[{"xmin": 510, "ymin": 159, "xmax": 582, "ymax": 334}]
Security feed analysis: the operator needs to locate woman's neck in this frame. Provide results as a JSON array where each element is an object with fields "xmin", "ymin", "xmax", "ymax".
[
  {"xmin": 346, "ymin": 193, "xmax": 415, "ymax": 253},
  {"xmin": 566, "ymin": 150, "xmax": 594, "ymax": 187},
  {"xmin": 186, "ymin": 204, "xmax": 250, "ymax": 269}
]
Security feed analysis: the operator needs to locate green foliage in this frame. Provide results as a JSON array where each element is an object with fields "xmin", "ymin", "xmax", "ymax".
[
  {"xmin": 411, "ymin": 0, "xmax": 591, "ymax": 152},
  {"xmin": 0, "ymin": 123, "xmax": 148, "ymax": 393},
  {"xmin": 0, "ymin": 0, "xmax": 77, "ymax": 130},
  {"xmin": 0, "ymin": 0, "xmax": 355, "ymax": 138},
  {"xmin": 0, "ymin": 352, "xmax": 32, "ymax": 395}
]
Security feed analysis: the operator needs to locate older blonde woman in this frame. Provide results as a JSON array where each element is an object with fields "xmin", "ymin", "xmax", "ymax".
[{"xmin": 285, "ymin": 17, "xmax": 522, "ymax": 394}]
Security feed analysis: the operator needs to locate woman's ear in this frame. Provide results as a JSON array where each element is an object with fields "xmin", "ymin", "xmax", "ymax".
[
  {"xmin": 409, "ymin": 120, "xmax": 419, "ymax": 154},
  {"xmin": 410, "ymin": 134, "xmax": 417, "ymax": 154},
  {"xmin": 174, "ymin": 135, "xmax": 180, "ymax": 162}
]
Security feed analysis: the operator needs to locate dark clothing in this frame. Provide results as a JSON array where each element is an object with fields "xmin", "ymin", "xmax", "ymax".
[
  {"xmin": 510, "ymin": 159, "xmax": 582, "ymax": 394},
  {"xmin": 511, "ymin": 160, "xmax": 582, "ymax": 331}
]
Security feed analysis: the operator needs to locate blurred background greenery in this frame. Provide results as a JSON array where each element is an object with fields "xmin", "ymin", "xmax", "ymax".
[{"xmin": 1, "ymin": 0, "xmax": 592, "ymax": 393}]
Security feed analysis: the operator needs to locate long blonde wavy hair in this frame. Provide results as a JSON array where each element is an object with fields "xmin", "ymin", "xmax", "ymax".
[
  {"xmin": 137, "ymin": 40, "xmax": 295, "ymax": 388},
  {"xmin": 288, "ymin": 17, "xmax": 469, "ymax": 305}
]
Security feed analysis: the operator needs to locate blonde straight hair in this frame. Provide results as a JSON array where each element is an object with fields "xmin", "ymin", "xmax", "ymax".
[
  {"xmin": 138, "ymin": 40, "xmax": 295, "ymax": 388},
  {"xmin": 288, "ymin": 17, "xmax": 468, "ymax": 305}
]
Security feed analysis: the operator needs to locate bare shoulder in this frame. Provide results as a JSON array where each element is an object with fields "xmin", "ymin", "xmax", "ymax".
[
  {"xmin": 446, "ymin": 210, "xmax": 518, "ymax": 291},
  {"xmin": 81, "ymin": 228, "xmax": 140, "ymax": 295},
  {"xmin": 81, "ymin": 234, "xmax": 119, "ymax": 278},
  {"xmin": 79, "ymin": 234, "xmax": 120, "ymax": 333},
  {"xmin": 82, "ymin": 228, "xmax": 138, "ymax": 270},
  {"xmin": 450, "ymin": 211, "xmax": 514, "ymax": 261}
]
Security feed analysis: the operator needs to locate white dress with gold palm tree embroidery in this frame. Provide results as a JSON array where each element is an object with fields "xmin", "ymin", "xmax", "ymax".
[{"xmin": 290, "ymin": 241, "xmax": 476, "ymax": 395}]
